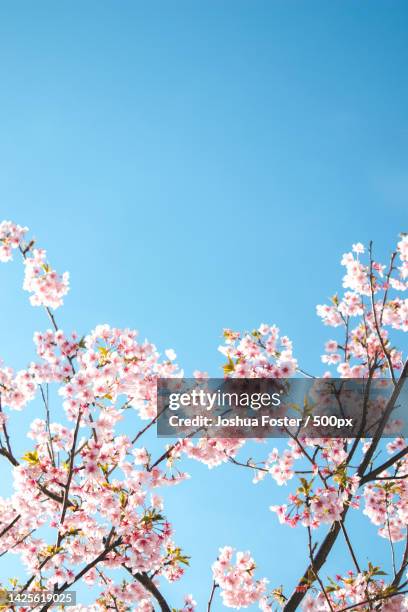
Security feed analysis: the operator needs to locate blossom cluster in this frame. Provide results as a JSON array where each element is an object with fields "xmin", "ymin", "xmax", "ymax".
[
  {"xmin": 212, "ymin": 546, "xmax": 268, "ymax": 609},
  {"xmin": 59, "ymin": 324, "xmax": 180, "ymax": 422},
  {"xmin": 317, "ymin": 240, "xmax": 407, "ymax": 377},
  {"xmin": 219, "ymin": 324, "xmax": 298, "ymax": 378},
  {"xmin": 0, "ymin": 220, "xmax": 28, "ymax": 262},
  {"xmin": 0, "ymin": 222, "xmax": 70, "ymax": 309},
  {"xmin": 363, "ymin": 439, "xmax": 408, "ymax": 542},
  {"xmin": 302, "ymin": 567, "xmax": 408, "ymax": 611},
  {"xmin": 0, "ymin": 364, "xmax": 36, "ymax": 410},
  {"xmin": 23, "ymin": 248, "xmax": 70, "ymax": 309}
]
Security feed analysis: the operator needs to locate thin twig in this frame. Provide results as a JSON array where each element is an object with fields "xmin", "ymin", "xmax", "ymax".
[{"xmin": 207, "ymin": 581, "xmax": 218, "ymax": 611}]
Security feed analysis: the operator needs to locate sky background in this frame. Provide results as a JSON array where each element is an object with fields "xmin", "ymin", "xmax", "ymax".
[{"xmin": 0, "ymin": 1, "xmax": 407, "ymax": 609}]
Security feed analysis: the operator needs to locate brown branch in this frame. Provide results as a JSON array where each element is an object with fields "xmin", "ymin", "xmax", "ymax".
[
  {"xmin": 0, "ymin": 395, "xmax": 19, "ymax": 466},
  {"xmin": 339, "ymin": 520, "xmax": 360, "ymax": 573},
  {"xmin": 55, "ymin": 407, "xmax": 83, "ymax": 549},
  {"xmin": 36, "ymin": 482, "xmax": 75, "ymax": 507},
  {"xmin": 0, "ymin": 514, "xmax": 21, "ymax": 539},
  {"xmin": 0, "ymin": 528, "xmax": 35, "ymax": 558},
  {"xmin": 132, "ymin": 405, "xmax": 167, "ymax": 444},
  {"xmin": 385, "ymin": 492, "xmax": 397, "ymax": 578},
  {"xmin": 227, "ymin": 455, "xmax": 269, "ymax": 473},
  {"xmin": 346, "ymin": 364, "xmax": 375, "ymax": 466},
  {"xmin": 38, "ymin": 537, "xmax": 122, "ymax": 611},
  {"xmin": 96, "ymin": 567, "xmax": 120, "ymax": 612},
  {"xmin": 122, "ymin": 565, "xmax": 172, "ymax": 612},
  {"xmin": 0, "ymin": 446, "xmax": 19, "ymax": 467},
  {"xmin": 391, "ymin": 530, "xmax": 408, "ymax": 590},
  {"xmin": 361, "ymin": 446, "xmax": 408, "ymax": 484},
  {"xmin": 148, "ymin": 443, "xmax": 178, "ymax": 471},
  {"xmin": 307, "ymin": 522, "xmax": 334, "ymax": 612},
  {"xmin": 207, "ymin": 581, "xmax": 218, "ymax": 611},
  {"xmin": 39, "ymin": 384, "xmax": 55, "ymax": 466},
  {"xmin": 358, "ymin": 360, "xmax": 408, "ymax": 480},
  {"xmin": 337, "ymin": 589, "xmax": 408, "ymax": 612},
  {"xmin": 284, "ymin": 504, "xmax": 351, "ymax": 612}
]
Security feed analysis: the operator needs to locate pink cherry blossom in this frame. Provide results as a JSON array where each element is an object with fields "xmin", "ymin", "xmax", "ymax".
[
  {"xmin": 0, "ymin": 223, "xmax": 407, "ymax": 611},
  {"xmin": 23, "ymin": 248, "xmax": 70, "ymax": 309},
  {"xmin": 212, "ymin": 547, "xmax": 268, "ymax": 608}
]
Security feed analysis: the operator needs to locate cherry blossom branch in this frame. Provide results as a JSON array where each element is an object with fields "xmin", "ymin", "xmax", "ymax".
[
  {"xmin": 96, "ymin": 568, "xmax": 120, "ymax": 612},
  {"xmin": 55, "ymin": 407, "xmax": 83, "ymax": 553},
  {"xmin": 296, "ymin": 367, "xmax": 316, "ymax": 379},
  {"xmin": 0, "ymin": 446, "xmax": 19, "ymax": 467},
  {"xmin": 391, "ymin": 530, "xmax": 408, "ymax": 591},
  {"xmin": 339, "ymin": 520, "xmax": 361, "ymax": 573},
  {"xmin": 285, "ymin": 360, "xmax": 408, "ymax": 610},
  {"xmin": 358, "ymin": 360, "xmax": 408, "ymax": 478},
  {"xmin": 368, "ymin": 242, "xmax": 396, "ymax": 384},
  {"xmin": 38, "ymin": 537, "xmax": 123, "ymax": 612},
  {"xmin": 385, "ymin": 492, "xmax": 397, "ymax": 577},
  {"xmin": 17, "ymin": 243, "xmax": 102, "ymax": 459},
  {"xmin": 361, "ymin": 445, "xmax": 408, "ymax": 484},
  {"xmin": 336, "ymin": 589, "xmax": 408, "ymax": 612},
  {"xmin": 380, "ymin": 251, "xmax": 397, "ymax": 325},
  {"xmin": 0, "ymin": 514, "xmax": 21, "ymax": 539},
  {"xmin": 306, "ymin": 521, "xmax": 334, "ymax": 612},
  {"xmin": 374, "ymin": 474, "xmax": 408, "ymax": 480},
  {"xmin": 132, "ymin": 405, "xmax": 167, "ymax": 444},
  {"xmin": 0, "ymin": 447, "xmax": 72, "ymax": 510},
  {"xmin": 207, "ymin": 581, "xmax": 218, "ymax": 611},
  {"xmin": 148, "ymin": 413, "xmax": 220, "ymax": 470},
  {"xmin": 36, "ymin": 482, "xmax": 74, "ymax": 507},
  {"xmin": 284, "ymin": 360, "xmax": 408, "ymax": 610},
  {"xmin": 284, "ymin": 507, "xmax": 348, "ymax": 611},
  {"xmin": 227, "ymin": 455, "xmax": 269, "ymax": 473},
  {"xmin": 286, "ymin": 430, "xmax": 328, "ymax": 487},
  {"xmin": 20, "ymin": 553, "xmax": 56, "ymax": 592},
  {"xmin": 148, "ymin": 443, "xmax": 178, "ymax": 471},
  {"xmin": 122, "ymin": 565, "xmax": 172, "ymax": 612},
  {"xmin": 39, "ymin": 384, "xmax": 55, "ymax": 466},
  {"xmin": 18, "ymin": 245, "xmax": 58, "ymax": 335},
  {"xmin": 0, "ymin": 395, "xmax": 19, "ymax": 466},
  {"xmin": 345, "ymin": 363, "xmax": 376, "ymax": 465},
  {"xmin": 0, "ymin": 528, "xmax": 35, "ymax": 558},
  {"xmin": 2, "ymin": 225, "xmax": 407, "ymax": 610}
]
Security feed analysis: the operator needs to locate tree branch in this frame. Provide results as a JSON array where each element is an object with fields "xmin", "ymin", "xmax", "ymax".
[{"xmin": 122, "ymin": 565, "xmax": 172, "ymax": 612}]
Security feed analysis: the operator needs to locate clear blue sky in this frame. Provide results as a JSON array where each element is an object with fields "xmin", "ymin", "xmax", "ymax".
[{"xmin": 0, "ymin": 1, "xmax": 407, "ymax": 609}]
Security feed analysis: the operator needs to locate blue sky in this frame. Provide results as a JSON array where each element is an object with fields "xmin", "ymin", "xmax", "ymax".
[{"xmin": 0, "ymin": 1, "xmax": 407, "ymax": 609}]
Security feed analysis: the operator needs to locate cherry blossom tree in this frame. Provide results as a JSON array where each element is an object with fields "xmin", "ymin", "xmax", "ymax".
[{"xmin": 0, "ymin": 220, "xmax": 407, "ymax": 611}]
